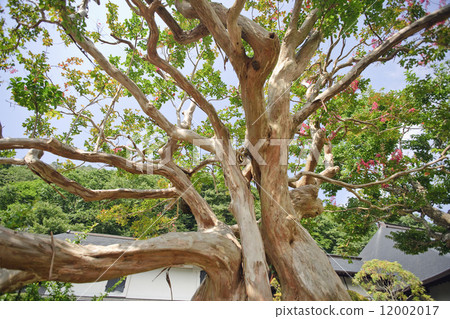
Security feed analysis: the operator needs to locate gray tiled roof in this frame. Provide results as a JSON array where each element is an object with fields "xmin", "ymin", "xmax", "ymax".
[
  {"xmin": 359, "ymin": 223, "xmax": 450, "ymax": 284},
  {"xmin": 53, "ymin": 231, "xmax": 136, "ymax": 246}
]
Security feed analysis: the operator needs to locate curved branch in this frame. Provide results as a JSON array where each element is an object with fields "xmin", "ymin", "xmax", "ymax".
[
  {"xmin": 0, "ymin": 226, "xmax": 244, "ymax": 300},
  {"xmin": 182, "ymin": 158, "xmax": 218, "ymax": 177},
  {"xmin": 156, "ymin": 6, "xmax": 210, "ymax": 45},
  {"xmin": 0, "ymin": 138, "xmax": 220, "ymax": 229},
  {"xmin": 292, "ymin": 123, "xmax": 326, "ymax": 187},
  {"xmin": 23, "ymin": 149, "xmax": 179, "ymax": 201},
  {"xmin": 137, "ymin": 1, "xmax": 229, "ymax": 143},
  {"xmin": 0, "ymin": 137, "xmax": 172, "ymax": 176}
]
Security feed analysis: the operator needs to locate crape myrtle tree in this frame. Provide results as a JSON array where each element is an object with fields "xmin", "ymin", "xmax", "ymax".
[
  {"xmin": 0, "ymin": 0, "xmax": 449, "ymax": 300},
  {"xmin": 320, "ymin": 61, "xmax": 450, "ymax": 257}
]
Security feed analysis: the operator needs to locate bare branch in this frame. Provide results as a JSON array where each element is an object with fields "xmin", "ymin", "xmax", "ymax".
[
  {"xmin": 183, "ymin": 158, "xmax": 218, "ymax": 177},
  {"xmin": 293, "ymin": 30, "xmax": 322, "ymax": 81},
  {"xmin": 23, "ymin": 149, "xmax": 179, "ymax": 201},
  {"xmin": 181, "ymin": 0, "xmax": 234, "ymax": 58},
  {"xmin": 0, "ymin": 268, "xmax": 40, "ymax": 294},
  {"xmin": 0, "ymin": 137, "xmax": 170, "ymax": 176},
  {"xmin": 156, "ymin": 5, "xmax": 209, "ymax": 45},
  {"xmin": 0, "ymin": 138, "xmax": 221, "ymax": 229},
  {"xmin": 287, "ymin": 0, "xmax": 304, "ymax": 34},
  {"xmin": 0, "ymin": 158, "xmax": 26, "ymax": 165},
  {"xmin": 227, "ymin": 0, "xmax": 246, "ymax": 56}
]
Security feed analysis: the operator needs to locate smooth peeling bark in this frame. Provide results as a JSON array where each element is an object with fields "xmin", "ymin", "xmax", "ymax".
[
  {"xmin": 0, "ymin": 268, "xmax": 41, "ymax": 293},
  {"xmin": 259, "ymin": 177, "xmax": 350, "ymax": 300},
  {"xmin": 0, "ymin": 226, "xmax": 244, "ymax": 300},
  {"xmin": 259, "ymin": 137, "xmax": 350, "ymax": 300},
  {"xmin": 220, "ymin": 142, "xmax": 273, "ymax": 301}
]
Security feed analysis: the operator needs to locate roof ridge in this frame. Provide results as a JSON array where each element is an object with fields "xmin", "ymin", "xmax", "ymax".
[
  {"xmin": 67, "ymin": 230, "xmax": 136, "ymax": 241},
  {"xmin": 327, "ymin": 254, "xmax": 362, "ymax": 260},
  {"xmin": 379, "ymin": 222, "xmax": 424, "ymax": 231}
]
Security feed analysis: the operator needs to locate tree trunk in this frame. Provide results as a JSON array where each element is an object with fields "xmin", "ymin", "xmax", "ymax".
[
  {"xmin": 258, "ymin": 123, "xmax": 350, "ymax": 300},
  {"xmin": 259, "ymin": 169, "xmax": 350, "ymax": 300}
]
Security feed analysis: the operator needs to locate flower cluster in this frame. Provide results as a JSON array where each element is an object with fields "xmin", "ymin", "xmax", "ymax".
[{"xmin": 390, "ymin": 148, "xmax": 403, "ymax": 163}]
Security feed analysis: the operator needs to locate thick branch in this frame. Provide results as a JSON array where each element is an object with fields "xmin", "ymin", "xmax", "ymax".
[
  {"xmin": 0, "ymin": 158, "xmax": 26, "ymax": 165},
  {"xmin": 410, "ymin": 180, "xmax": 450, "ymax": 228},
  {"xmin": 177, "ymin": 1, "xmax": 279, "ymax": 77},
  {"xmin": 155, "ymin": 6, "xmax": 209, "ymax": 45},
  {"xmin": 0, "ymin": 138, "xmax": 220, "ymax": 230},
  {"xmin": 24, "ymin": 149, "xmax": 178, "ymax": 202},
  {"xmin": 292, "ymin": 4, "xmax": 450, "ymax": 132},
  {"xmin": 0, "ymin": 226, "xmax": 243, "ymax": 300},
  {"xmin": 189, "ymin": 0, "xmax": 234, "ymax": 59},
  {"xmin": 0, "ymin": 268, "xmax": 41, "ymax": 293},
  {"xmin": 0, "ymin": 138, "xmax": 172, "ymax": 176},
  {"xmin": 227, "ymin": 0, "xmax": 246, "ymax": 58},
  {"xmin": 267, "ymin": 10, "xmax": 320, "ymax": 130},
  {"xmin": 421, "ymin": 205, "xmax": 450, "ymax": 229}
]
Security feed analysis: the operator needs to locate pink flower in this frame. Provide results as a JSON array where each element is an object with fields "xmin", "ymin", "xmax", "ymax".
[
  {"xmin": 390, "ymin": 149, "xmax": 403, "ymax": 163},
  {"xmin": 350, "ymin": 80, "xmax": 359, "ymax": 93},
  {"xmin": 330, "ymin": 196, "xmax": 336, "ymax": 206},
  {"xmin": 371, "ymin": 102, "xmax": 379, "ymax": 111},
  {"xmin": 329, "ymin": 131, "xmax": 337, "ymax": 140},
  {"xmin": 408, "ymin": 108, "xmax": 416, "ymax": 113}
]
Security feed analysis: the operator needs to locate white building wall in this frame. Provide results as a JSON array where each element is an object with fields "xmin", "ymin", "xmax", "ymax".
[
  {"xmin": 126, "ymin": 266, "xmax": 201, "ymax": 300},
  {"xmin": 69, "ymin": 266, "xmax": 202, "ymax": 300},
  {"xmin": 70, "ymin": 281, "xmax": 111, "ymax": 298}
]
